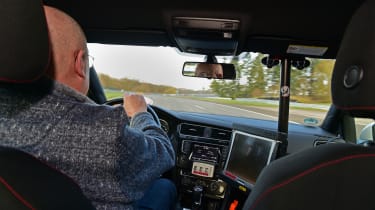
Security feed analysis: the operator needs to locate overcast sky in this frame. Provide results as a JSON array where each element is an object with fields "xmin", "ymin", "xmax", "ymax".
[{"xmin": 88, "ymin": 43, "xmax": 215, "ymax": 90}]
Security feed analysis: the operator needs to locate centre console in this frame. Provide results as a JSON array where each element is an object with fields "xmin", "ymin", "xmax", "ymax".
[{"xmin": 176, "ymin": 123, "xmax": 232, "ymax": 210}]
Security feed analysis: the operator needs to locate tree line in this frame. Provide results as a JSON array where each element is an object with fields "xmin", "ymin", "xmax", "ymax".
[
  {"xmin": 98, "ymin": 73, "xmax": 177, "ymax": 94},
  {"xmin": 210, "ymin": 53, "xmax": 335, "ymax": 103}
]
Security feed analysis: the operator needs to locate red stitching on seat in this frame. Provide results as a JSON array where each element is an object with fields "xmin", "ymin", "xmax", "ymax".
[
  {"xmin": 249, "ymin": 153, "xmax": 375, "ymax": 210},
  {"xmin": 0, "ymin": 176, "xmax": 36, "ymax": 210}
]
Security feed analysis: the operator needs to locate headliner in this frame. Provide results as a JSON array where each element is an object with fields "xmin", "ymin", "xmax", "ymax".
[{"xmin": 44, "ymin": 0, "xmax": 365, "ymax": 59}]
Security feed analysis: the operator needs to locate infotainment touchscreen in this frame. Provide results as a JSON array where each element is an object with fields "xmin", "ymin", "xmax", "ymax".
[{"xmin": 223, "ymin": 124, "xmax": 280, "ymax": 188}]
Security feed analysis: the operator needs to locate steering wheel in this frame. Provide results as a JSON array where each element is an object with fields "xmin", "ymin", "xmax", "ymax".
[{"xmin": 104, "ymin": 98, "xmax": 161, "ymax": 127}]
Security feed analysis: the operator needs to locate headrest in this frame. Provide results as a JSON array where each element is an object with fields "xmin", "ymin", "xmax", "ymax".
[
  {"xmin": 331, "ymin": 0, "xmax": 375, "ymax": 118},
  {"xmin": 0, "ymin": 0, "xmax": 49, "ymax": 83}
]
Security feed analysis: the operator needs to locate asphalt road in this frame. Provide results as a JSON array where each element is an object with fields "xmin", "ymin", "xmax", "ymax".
[
  {"xmin": 147, "ymin": 95, "xmax": 327, "ymax": 124},
  {"xmin": 146, "ymin": 95, "xmax": 375, "ymax": 139}
]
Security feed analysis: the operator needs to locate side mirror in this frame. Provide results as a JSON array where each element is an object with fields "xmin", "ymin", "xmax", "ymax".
[
  {"xmin": 182, "ymin": 62, "xmax": 236, "ymax": 80},
  {"xmin": 357, "ymin": 122, "xmax": 375, "ymax": 144}
]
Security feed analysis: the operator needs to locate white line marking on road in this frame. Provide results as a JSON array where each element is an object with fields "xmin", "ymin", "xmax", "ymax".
[
  {"xmin": 213, "ymin": 103, "xmax": 300, "ymax": 124},
  {"xmin": 194, "ymin": 105, "xmax": 205, "ymax": 110}
]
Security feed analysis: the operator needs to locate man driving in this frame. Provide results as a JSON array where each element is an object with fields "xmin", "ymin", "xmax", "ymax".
[{"xmin": 0, "ymin": 5, "xmax": 176, "ymax": 210}]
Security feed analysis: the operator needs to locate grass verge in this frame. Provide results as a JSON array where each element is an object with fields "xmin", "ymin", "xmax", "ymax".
[
  {"xmin": 105, "ymin": 90, "xmax": 123, "ymax": 99},
  {"xmin": 186, "ymin": 97, "xmax": 327, "ymax": 112}
]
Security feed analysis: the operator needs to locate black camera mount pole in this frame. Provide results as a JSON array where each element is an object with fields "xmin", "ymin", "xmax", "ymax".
[
  {"xmin": 261, "ymin": 56, "xmax": 290, "ymax": 156},
  {"xmin": 277, "ymin": 58, "xmax": 291, "ymax": 157},
  {"xmin": 278, "ymin": 58, "xmax": 291, "ymax": 134},
  {"xmin": 262, "ymin": 56, "xmax": 310, "ymax": 157}
]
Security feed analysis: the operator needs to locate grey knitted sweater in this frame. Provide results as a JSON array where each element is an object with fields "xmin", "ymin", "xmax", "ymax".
[{"xmin": 0, "ymin": 78, "xmax": 175, "ymax": 209}]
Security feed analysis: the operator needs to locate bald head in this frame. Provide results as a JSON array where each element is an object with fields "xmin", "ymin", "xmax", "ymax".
[{"xmin": 44, "ymin": 6, "xmax": 90, "ymax": 95}]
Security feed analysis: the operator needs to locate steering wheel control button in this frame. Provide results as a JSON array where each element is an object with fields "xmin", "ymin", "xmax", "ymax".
[
  {"xmin": 192, "ymin": 162, "xmax": 215, "ymax": 178},
  {"xmin": 343, "ymin": 65, "xmax": 363, "ymax": 89}
]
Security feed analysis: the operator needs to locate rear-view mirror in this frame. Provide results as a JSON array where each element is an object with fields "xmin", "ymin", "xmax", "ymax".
[{"xmin": 182, "ymin": 62, "xmax": 236, "ymax": 80}]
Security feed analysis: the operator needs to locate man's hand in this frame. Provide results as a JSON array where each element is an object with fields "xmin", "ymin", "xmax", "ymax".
[{"xmin": 123, "ymin": 94, "xmax": 147, "ymax": 118}]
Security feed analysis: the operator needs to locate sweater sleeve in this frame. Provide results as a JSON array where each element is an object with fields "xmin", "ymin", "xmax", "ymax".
[{"xmin": 117, "ymin": 111, "xmax": 175, "ymax": 200}]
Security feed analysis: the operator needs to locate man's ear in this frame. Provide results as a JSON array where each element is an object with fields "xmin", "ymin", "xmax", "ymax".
[{"xmin": 74, "ymin": 49, "xmax": 87, "ymax": 78}]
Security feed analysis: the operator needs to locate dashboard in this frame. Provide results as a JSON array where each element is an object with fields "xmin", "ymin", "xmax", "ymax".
[{"xmin": 152, "ymin": 105, "xmax": 337, "ymax": 210}]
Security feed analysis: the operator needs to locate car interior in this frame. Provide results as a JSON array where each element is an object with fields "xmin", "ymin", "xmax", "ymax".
[{"xmin": 1, "ymin": 0, "xmax": 375, "ymax": 210}]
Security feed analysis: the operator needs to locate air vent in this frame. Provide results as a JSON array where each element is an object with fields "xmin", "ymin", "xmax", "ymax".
[
  {"xmin": 179, "ymin": 123, "xmax": 232, "ymax": 140},
  {"xmin": 313, "ymin": 136, "xmax": 346, "ymax": 147},
  {"xmin": 180, "ymin": 124, "xmax": 205, "ymax": 137},
  {"xmin": 313, "ymin": 140, "xmax": 328, "ymax": 147},
  {"xmin": 211, "ymin": 128, "xmax": 232, "ymax": 140}
]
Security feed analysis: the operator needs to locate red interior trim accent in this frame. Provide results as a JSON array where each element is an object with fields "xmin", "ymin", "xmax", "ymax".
[
  {"xmin": 249, "ymin": 153, "xmax": 375, "ymax": 210},
  {"xmin": 0, "ymin": 176, "xmax": 36, "ymax": 210},
  {"xmin": 225, "ymin": 171, "xmax": 237, "ymax": 180}
]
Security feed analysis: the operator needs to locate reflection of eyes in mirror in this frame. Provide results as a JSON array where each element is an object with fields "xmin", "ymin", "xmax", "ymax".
[
  {"xmin": 182, "ymin": 62, "xmax": 236, "ymax": 80},
  {"xmin": 197, "ymin": 72, "xmax": 209, "ymax": 77},
  {"xmin": 195, "ymin": 63, "xmax": 223, "ymax": 79}
]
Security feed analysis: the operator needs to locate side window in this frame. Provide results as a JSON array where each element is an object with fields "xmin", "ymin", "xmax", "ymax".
[{"xmin": 355, "ymin": 118, "xmax": 375, "ymax": 143}]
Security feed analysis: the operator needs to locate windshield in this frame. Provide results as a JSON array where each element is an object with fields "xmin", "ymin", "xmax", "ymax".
[{"xmin": 88, "ymin": 43, "xmax": 333, "ymax": 126}]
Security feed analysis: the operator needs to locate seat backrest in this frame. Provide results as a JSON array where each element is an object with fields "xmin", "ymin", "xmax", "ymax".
[
  {"xmin": 0, "ymin": 1, "xmax": 95, "ymax": 209},
  {"xmin": 242, "ymin": 0, "xmax": 375, "ymax": 209},
  {"xmin": 242, "ymin": 143, "xmax": 375, "ymax": 210},
  {"xmin": 0, "ymin": 146, "xmax": 95, "ymax": 210}
]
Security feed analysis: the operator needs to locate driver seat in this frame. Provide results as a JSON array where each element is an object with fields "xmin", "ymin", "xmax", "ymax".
[
  {"xmin": 0, "ymin": 0, "xmax": 94, "ymax": 209},
  {"xmin": 242, "ymin": 0, "xmax": 375, "ymax": 210}
]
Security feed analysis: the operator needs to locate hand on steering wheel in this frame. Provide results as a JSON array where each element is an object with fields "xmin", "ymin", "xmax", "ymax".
[{"xmin": 103, "ymin": 98, "xmax": 161, "ymax": 127}]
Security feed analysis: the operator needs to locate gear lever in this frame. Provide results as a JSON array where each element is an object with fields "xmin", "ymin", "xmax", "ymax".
[{"xmin": 192, "ymin": 185, "xmax": 203, "ymax": 210}]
